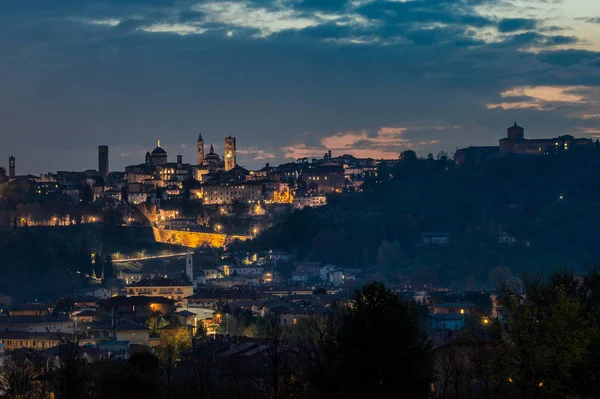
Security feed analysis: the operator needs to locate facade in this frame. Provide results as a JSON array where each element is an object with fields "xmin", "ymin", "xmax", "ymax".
[
  {"xmin": 98, "ymin": 145, "xmax": 109, "ymax": 178},
  {"xmin": 302, "ymin": 165, "xmax": 345, "ymax": 193},
  {"xmin": 127, "ymin": 278, "xmax": 193, "ymax": 307},
  {"xmin": 201, "ymin": 182, "xmax": 263, "ymax": 205},
  {"xmin": 224, "ymin": 136, "xmax": 236, "ymax": 171},
  {"xmin": 0, "ymin": 332, "xmax": 67, "ymax": 351},
  {"xmin": 431, "ymin": 302, "xmax": 478, "ymax": 315},
  {"xmin": 293, "ymin": 194, "xmax": 327, "ymax": 209},
  {"xmin": 0, "ymin": 316, "xmax": 74, "ymax": 334}
]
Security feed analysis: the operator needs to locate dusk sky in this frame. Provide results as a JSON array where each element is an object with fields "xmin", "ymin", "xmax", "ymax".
[{"xmin": 1, "ymin": 0, "xmax": 600, "ymax": 174}]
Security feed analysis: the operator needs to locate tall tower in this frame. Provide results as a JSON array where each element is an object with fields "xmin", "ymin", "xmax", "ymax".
[
  {"xmin": 224, "ymin": 136, "xmax": 236, "ymax": 171},
  {"xmin": 197, "ymin": 133, "xmax": 205, "ymax": 165},
  {"xmin": 8, "ymin": 155, "xmax": 15, "ymax": 178},
  {"xmin": 98, "ymin": 145, "xmax": 109, "ymax": 178},
  {"xmin": 186, "ymin": 252, "xmax": 196, "ymax": 289}
]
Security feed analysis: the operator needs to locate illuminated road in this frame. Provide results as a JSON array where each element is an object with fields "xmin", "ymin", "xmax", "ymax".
[{"xmin": 112, "ymin": 252, "xmax": 189, "ymax": 263}]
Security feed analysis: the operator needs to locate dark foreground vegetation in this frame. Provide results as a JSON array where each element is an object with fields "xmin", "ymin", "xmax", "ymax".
[{"xmin": 4, "ymin": 272, "xmax": 600, "ymax": 399}]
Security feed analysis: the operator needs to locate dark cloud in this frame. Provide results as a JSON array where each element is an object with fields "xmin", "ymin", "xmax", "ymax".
[{"xmin": 497, "ymin": 18, "xmax": 537, "ymax": 32}]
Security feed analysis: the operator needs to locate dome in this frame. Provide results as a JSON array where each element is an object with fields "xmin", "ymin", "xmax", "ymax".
[{"xmin": 152, "ymin": 146, "xmax": 167, "ymax": 155}]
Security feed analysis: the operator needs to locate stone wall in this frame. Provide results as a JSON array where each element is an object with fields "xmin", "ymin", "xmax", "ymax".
[{"xmin": 152, "ymin": 227, "xmax": 250, "ymax": 248}]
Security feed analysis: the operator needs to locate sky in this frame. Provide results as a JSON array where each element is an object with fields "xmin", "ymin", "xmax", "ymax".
[{"xmin": 1, "ymin": 0, "xmax": 599, "ymax": 174}]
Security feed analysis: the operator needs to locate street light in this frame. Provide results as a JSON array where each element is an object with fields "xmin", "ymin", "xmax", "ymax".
[
  {"xmin": 253, "ymin": 227, "xmax": 258, "ymax": 236},
  {"xmin": 216, "ymin": 224, "xmax": 222, "ymax": 233}
]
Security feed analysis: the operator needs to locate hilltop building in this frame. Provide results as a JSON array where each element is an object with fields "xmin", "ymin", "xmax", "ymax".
[{"xmin": 455, "ymin": 122, "xmax": 593, "ymax": 165}]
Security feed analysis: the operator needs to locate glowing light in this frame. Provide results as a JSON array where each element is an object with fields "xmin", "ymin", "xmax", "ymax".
[{"xmin": 460, "ymin": 309, "xmax": 465, "ymax": 315}]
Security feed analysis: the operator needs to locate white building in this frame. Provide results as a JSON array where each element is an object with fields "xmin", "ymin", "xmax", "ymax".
[{"xmin": 293, "ymin": 195, "xmax": 327, "ymax": 209}]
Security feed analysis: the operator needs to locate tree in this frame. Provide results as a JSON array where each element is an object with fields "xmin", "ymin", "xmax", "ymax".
[
  {"xmin": 337, "ymin": 282, "xmax": 432, "ymax": 399},
  {"xmin": 120, "ymin": 185, "xmax": 129, "ymax": 203},
  {"xmin": 103, "ymin": 255, "xmax": 114, "ymax": 280},
  {"xmin": 81, "ymin": 184, "xmax": 94, "ymax": 204},
  {"xmin": 160, "ymin": 326, "xmax": 192, "ymax": 396}
]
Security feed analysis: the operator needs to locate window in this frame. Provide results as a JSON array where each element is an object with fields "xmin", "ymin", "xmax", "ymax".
[{"xmin": 460, "ymin": 309, "xmax": 465, "ymax": 314}]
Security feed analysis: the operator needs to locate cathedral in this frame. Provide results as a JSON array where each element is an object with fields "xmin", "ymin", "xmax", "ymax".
[{"xmin": 195, "ymin": 134, "xmax": 237, "ymax": 177}]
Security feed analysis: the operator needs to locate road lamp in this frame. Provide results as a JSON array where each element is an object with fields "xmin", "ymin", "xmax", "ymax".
[
  {"xmin": 253, "ymin": 227, "xmax": 258, "ymax": 236},
  {"xmin": 216, "ymin": 224, "xmax": 221, "ymax": 233}
]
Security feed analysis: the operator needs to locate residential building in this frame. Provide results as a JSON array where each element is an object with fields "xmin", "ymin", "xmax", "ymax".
[
  {"xmin": 0, "ymin": 316, "xmax": 74, "ymax": 334},
  {"xmin": 127, "ymin": 277, "xmax": 193, "ymax": 307},
  {"xmin": 431, "ymin": 302, "xmax": 478, "ymax": 316},
  {"xmin": 293, "ymin": 194, "xmax": 327, "ymax": 209},
  {"xmin": 0, "ymin": 332, "xmax": 69, "ymax": 351}
]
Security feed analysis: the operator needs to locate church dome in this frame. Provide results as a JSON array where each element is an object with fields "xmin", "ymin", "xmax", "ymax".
[
  {"xmin": 152, "ymin": 146, "xmax": 167, "ymax": 155},
  {"xmin": 205, "ymin": 144, "xmax": 220, "ymax": 160}
]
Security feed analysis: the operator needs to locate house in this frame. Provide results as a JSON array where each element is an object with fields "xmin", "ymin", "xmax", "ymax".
[
  {"xmin": 319, "ymin": 265, "xmax": 337, "ymax": 282},
  {"xmin": 72, "ymin": 310, "xmax": 100, "ymax": 327},
  {"xmin": 174, "ymin": 310, "xmax": 199, "ymax": 334},
  {"xmin": 88, "ymin": 320, "xmax": 150, "ymax": 346},
  {"xmin": 422, "ymin": 232, "xmax": 449, "ymax": 245},
  {"xmin": 10, "ymin": 303, "xmax": 51, "ymax": 316},
  {"xmin": 127, "ymin": 277, "xmax": 193, "ymax": 307},
  {"xmin": 291, "ymin": 272, "xmax": 308, "ymax": 283},
  {"xmin": 99, "ymin": 296, "xmax": 174, "ymax": 318},
  {"xmin": 430, "ymin": 314, "xmax": 466, "ymax": 331},
  {"xmin": 0, "ymin": 316, "xmax": 74, "ymax": 334},
  {"xmin": 330, "ymin": 270, "xmax": 344, "ymax": 287},
  {"xmin": 294, "ymin": 262, "xmax": 321, "ymax": 277},
  {"xmin": 431, "ymin": 302, "xmax": 478, "ymax": 316},
  {"xmin": 267, "ymin": 251, "xmax": 294, "ymax": 264},
  {"xmin": 0, "ymin": 332, "xmax": 70, "ymax": 351},
  {"xmin": 75, "ymin": 287, "xmax": 112, "ymax": 300},
  {"xmin": 221, "ymin": 265, "xmax": 265, "ymax": 277}
]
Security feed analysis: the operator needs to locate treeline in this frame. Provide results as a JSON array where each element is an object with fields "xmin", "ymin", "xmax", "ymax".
[{"xmin": 241, "ymin": 150, "xmax": 600, "ymax": 286}]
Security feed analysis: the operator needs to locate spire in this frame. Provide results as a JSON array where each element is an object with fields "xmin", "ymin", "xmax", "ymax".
[
  {"xmin": 209, "ymin": 144, "xmax": 214, "ymax": 153},
  {"xmin": 157, "ymin": 139, "xmax": 161, "ymax": 147},
  {"xmin": 198, "ymin": 133, "xmax": 203, "ymax": 141}
]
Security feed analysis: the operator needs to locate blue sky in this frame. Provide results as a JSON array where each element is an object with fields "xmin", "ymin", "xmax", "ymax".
[{"xmin": 1, "ymin": 0, "xmax": 599, "ymax": 173}]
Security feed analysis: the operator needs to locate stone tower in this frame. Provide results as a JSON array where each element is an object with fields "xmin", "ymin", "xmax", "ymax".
[
  {"xmin": 197, "ymin": 133, "xmax": 205, "ymax": 165},
  {"xmin": 186, "ymin": 252, "xmax": 197, "ymax": 289},
  {"xmin": 98, "ymin": 145, "xmax": 109, "ymax": 178},
  {"xmin": 224, "ymin": 136, "xmax": 236, "ymax": 171},
  {"xmin": 8, "ymin": 155, "xmax": 15, "ymax": 178}
]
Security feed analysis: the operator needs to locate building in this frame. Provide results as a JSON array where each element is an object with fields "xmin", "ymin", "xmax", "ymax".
[
  {"xmin": 127, "ymin": 277, "xmax": 193, "ymax": 307},
  {"xmin": 98, "ymin": 145, "xmax": 109, "ymax": 178},
  {"xmin": 422, "ymin": 232, "xmax": 449, "ymax": 245},
  {"xmin": 149, "ymin": 141, "xmax": 168, "ymax": 165},
  {"xmin": 431, "ymin": 302, "xmax": 478, "ymax": 316},
  {"xmin": 293, "ymin": 194, "xmax": 327, "ymax": 209},
  {"xmin": 224, "ymin": 136, "xmax": 236, "ymax": 171},
  {"xmin": 0, "ymin": 332, "xmax": 69, "ymax": 351},
  {"xmin": 9, "ymin": 304, "xmax": 51, "ymax": 316},
  {"xmin": 429, "ymin": 314, "xmax": 465, "ymax": 331},
  {"xmin": 197, "ymin": 133, "xmax": 205, "ymax": 165},
  {"xmin": 455, "ymin": 122, "xmax": 594, "ymax": 165},
  {"xmin": 302, "ymin": 165, "xmax": 345, "ymax": 193},
  {"xmin": 201, "ymin": 182, "xmax": 263, "ymax": 205},
  {"xmin": 0, "ymin": 316, "xmax": 74, "ymax": 334},
  {"xmin": 8, "ymin": 155, "xmax": 15, "ymax": 178}
]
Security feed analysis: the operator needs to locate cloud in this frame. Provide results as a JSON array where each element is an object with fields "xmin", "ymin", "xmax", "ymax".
[
  {"xmin": 497, "ymin": 18, "xmax": 537, "ymax": 33},
  {"xmin": 1, "ymin": 0, "xmax": 600, "ymax": 173},
  {"xmin": 237, "ymin": 148, "xmax": 277, "ymax": 160}
]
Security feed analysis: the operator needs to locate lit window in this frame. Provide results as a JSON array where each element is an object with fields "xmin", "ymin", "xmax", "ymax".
[{"xmin": 460, "ymin": 309, "xmax": 465, "ymax": 314}]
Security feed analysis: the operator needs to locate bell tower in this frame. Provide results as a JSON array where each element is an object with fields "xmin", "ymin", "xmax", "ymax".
[
  {"xmin": 224, "ymin": 136, "xmax": 236, "ymax": 171},
  {"xmin": 8, "ymin": 155, "xmax": 15, "ymax": 178},
  {"xmin": 197, "ymin": 133, "xmax": 205, "ymax": 165}
]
